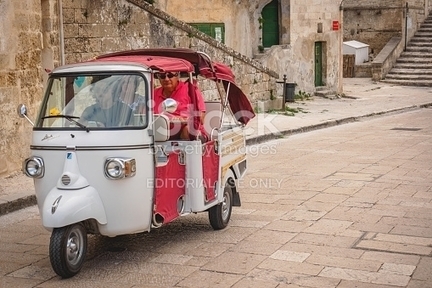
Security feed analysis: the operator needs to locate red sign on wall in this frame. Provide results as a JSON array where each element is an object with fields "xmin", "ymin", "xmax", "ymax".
[{"xmin": 332, "ymin": 20, "xmax": 339, "ymax": 31}]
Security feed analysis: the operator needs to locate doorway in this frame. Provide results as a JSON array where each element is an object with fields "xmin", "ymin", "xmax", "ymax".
[
  {"xmin": 315, "ymin": 42, "xmax": 323, "ymax": 87},
  {"xmin": 262, "ymin": 0, "xmax": 279, "ymax": 48}
]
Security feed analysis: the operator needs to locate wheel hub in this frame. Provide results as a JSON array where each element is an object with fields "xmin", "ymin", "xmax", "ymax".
[{"xmin": 66, "ymin": 232, "xmax": 82, "ymax": 264}]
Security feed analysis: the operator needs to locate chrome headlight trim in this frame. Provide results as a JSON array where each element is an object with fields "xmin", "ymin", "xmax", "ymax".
[
  {"xmin": 23, "ymin": 156, "xmax": 45, "ymax": 178},
  {"xmin": 104, "ymin": 157, "xmax": 136, "ymax": 180}
]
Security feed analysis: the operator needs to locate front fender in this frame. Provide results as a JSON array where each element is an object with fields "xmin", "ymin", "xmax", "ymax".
[{"xmin": 42, "ymin": 186, "xmax": 107, "ymax": 229}]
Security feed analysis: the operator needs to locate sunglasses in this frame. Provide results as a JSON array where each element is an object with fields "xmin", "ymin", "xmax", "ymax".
[{"xmin": 156, "ymin": 72, "xmax": 179, "ymax": 79}]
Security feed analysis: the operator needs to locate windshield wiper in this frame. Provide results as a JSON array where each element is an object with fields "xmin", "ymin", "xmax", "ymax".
[{"xmin": 42, "ymin": 115, "xmax": 89, "ymax": 132}]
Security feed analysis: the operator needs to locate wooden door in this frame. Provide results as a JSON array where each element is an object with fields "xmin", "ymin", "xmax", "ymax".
[
  {"xmin": 262, "ymin": 0, "xmax": 279, "ymax": 48},
  {"xmin": 343, "ymin": 54, "xmax": 355, "ymax": 78},
  {"xmin": 315, "ymin": 42, "xmax": 323, "ymax": 86}
]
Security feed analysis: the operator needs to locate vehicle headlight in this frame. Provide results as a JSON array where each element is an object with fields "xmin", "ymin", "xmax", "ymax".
[
  {"xmin": 104, "ymin": 158, "xmax": 136, "ymax": 180},
  {"xmin": 23, "ymin": 156, "xmax": 45, "ymax": 178}
]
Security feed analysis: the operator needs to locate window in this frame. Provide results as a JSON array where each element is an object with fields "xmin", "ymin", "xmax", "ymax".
[{"xmin": 189, "ymin": 23, "xmax": 225, "ymax": 43}]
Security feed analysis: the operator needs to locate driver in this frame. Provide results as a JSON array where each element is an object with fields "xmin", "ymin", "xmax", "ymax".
[{"xmin": 154, "ymin": 72, "xmax": 206, "ymax": 140}]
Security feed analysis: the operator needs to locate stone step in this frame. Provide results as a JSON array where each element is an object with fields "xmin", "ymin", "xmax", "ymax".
[
  {"xmin": 405, "ymin": 46, "xmax": 432, "ymax": 52},
  {"xmin": 410, "ymin": 37, "xmax": 432, "ymax": 43},
  {"xmin": 400, "ymin": 51, "xmax": 432, "ymax": 58},
  {"xmin": 396, "ymin": 57, "xmax": 432, "ymax": 64},
  {"xmin": 418, "ymin": 29, "xmax": 432, "ymax": 33},
  {"xmin": 414, "ymin": 32, "xmax": 432, "ymax": 37},
  {"xmin": 409, "ymin": 42, "xmax": 432, "ymax": 47},
  {"xmin": 314, "ymin": 89, "xmax": 338, "ymax": 99},
  {"xmin": 408, "ymin": 41, "xmax": 432, "ymax": 47},
  {"xmin": 381, "ymin": 79, "xmax": 432, "ymax": 87},
  {"xmin": 387, "ymin": 69, "xmax": 432, "ymax": 75},
  {"xmin": 384, "ymin": 73, "xmax": 432, "ymax": 81},
  {"xmin": 393, "ymin": 63, "xmax": 432, "ymax": 69}
]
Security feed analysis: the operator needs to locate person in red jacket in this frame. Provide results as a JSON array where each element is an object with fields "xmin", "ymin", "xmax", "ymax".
[{"xmin": 154, "ymin": 72, "xmax": 206, "ymax": 141}]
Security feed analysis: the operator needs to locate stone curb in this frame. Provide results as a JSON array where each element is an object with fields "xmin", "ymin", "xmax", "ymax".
[{"xmin": 0, "ymin": 195, "xmax": 37, "ymax": 216}]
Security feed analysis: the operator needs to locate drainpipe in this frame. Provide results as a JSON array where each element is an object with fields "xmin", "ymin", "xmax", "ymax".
[
  {"xmin": 405, "ymin": 2, "xmax": 409, "ymax": 51},
  {"xmin": 58, "ymin": 0, "xmax": 65, "ymax": 65},
  {"xmin": 338, "ymin": 1, "xmax": 345, "ymax": 94}
]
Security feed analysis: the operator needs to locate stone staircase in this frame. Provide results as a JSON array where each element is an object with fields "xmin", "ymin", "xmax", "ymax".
[{"xmin": 383, "ymin": 13, "xmax": 432, "ymax": 87}]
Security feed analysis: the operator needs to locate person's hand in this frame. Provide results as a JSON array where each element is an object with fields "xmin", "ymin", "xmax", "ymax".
[{"xmin": 170, "ymin": 116, "xmax": 188, "ymax": 123}]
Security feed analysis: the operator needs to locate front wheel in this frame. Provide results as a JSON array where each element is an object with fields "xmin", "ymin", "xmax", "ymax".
[
  {"xmin": 49, "ymin": 223, "xmax": 87, "ymax": 278},
  {"xmin": 208, "ymin": 178, "xmax": 233, "ymax": 230}
]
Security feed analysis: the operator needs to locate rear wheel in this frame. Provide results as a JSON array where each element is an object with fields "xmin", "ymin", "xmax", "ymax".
[
  {"xmin": 49, "ymin": 223, "xmax": 87, "ymax": 278},
  {"xmin": 209, "ymin": 178, "xmax": 233, "ymax": 230}
]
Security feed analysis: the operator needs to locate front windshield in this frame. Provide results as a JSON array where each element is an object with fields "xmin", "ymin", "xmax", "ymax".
[{"xmin": 36, "ymin": 73, "xmax": 148, "ymax": 129}]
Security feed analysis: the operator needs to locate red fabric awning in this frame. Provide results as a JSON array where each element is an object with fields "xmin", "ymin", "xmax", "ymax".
[
  {"xmin": 94, "ymin": 48, "xmax": 255, "ymax": 124},
  {"xmin": 91, "ymin": 55, "xmax": 195, "ymax": 73}
]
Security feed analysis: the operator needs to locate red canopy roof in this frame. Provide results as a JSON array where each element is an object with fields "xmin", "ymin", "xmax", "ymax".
[
  {"xmin": 94, "ymin": 48, "xmax": 255, "ymax": 124},
  {"xmin": 92, "ymin": 55, "xmax": 195, "ymax": 73}
]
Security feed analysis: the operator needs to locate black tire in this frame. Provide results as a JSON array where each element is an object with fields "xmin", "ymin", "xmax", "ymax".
[
  {"xmin": 49, "ymin": 223, "xmax": 87, "ymax": 278},
  {"xmin": 208, "ymin": 178, "xmax": 233, "ymax": 230}
]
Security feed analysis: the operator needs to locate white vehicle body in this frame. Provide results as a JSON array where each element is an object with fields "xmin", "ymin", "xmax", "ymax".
[{"xmin": 19, "ymin": 49, "xmax": 254, "ymax": 278}]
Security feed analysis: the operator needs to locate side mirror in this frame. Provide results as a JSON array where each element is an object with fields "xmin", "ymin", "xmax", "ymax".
[
  {"xmin": 148, "ymin": 98, "xmax": 178, "ymax": 139},
  {"xmin": 17, "ymin": 104, "xmax": 34, "ymax": 126},
  {"xmin": 162, "ymin": 98, "xmax": 178, "ymax": 114},
  {"xmin": 17, "ymin": 104, "xmax": 27, "ymax": 118}
]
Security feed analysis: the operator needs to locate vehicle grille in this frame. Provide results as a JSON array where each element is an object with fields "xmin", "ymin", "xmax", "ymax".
[{"xmin": 61, "ymin": 174, "xmax": 71, "ymax": 185}]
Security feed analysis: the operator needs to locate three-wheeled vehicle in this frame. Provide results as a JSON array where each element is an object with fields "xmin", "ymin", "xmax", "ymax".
[{"xmin": 17, "ymin": 48, "xmax": 255, "ymax": 278}]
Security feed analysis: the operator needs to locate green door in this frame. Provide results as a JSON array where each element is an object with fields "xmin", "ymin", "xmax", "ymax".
[
  {"xmin": 262, "ymin": 0, "xmax": 279, "ymax": 47},
  {"xmin": 315, "ymin": 42, "xmax": 323, "ymax": 87}
]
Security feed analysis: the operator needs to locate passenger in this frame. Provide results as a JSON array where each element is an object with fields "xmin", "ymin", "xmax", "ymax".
[
  {"xmin": 154, "ymin": 72, "xmax": 206, "ymax": 140},
  {"xmin": 81, "ymin": 76, "xmax": 133, "ymax": 127}
]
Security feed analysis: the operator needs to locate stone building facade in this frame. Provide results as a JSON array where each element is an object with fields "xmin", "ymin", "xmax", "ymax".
[
  {"xmin": 157, "ymin": 0, "xmax": 345, "ymax": 98},
  {"xmin": 158, "ymin": 0, "xmax": 432, "ymax": 90}
]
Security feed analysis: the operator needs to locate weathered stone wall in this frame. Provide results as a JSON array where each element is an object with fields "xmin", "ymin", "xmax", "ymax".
[
  {"xmin": 0, "ymin": 0, "xmax": 59, "ymax": 177},
  {"xmin": 343, "ymin": 0, "xmax": 431, "ymax": 58},
  {"xmin": 60, "ymin": 0, "xmax": 277, "ymax": 103},
  {"xmin": 155, "ymin": 0, "xmax": 255, "ymax": 56},
  {"xmin": 158, "ymin": 0, "xmax": 342, "ymax": 96}
]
